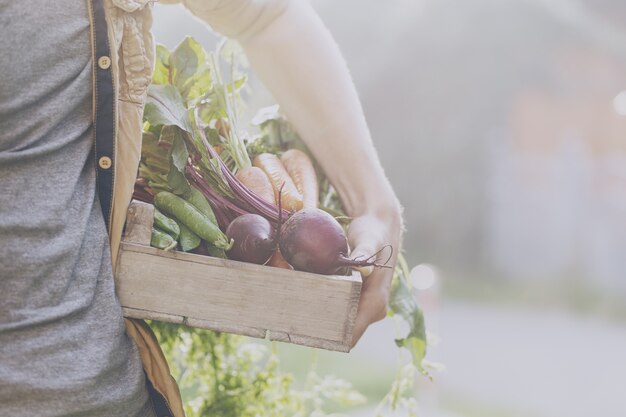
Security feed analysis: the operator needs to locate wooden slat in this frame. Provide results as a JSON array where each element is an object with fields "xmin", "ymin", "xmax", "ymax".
[
  {"xmin": 123, "ymin": 200, "xmax": 153, "ymax": 245},
  {"xmin": 115, "ymin": 242, "xmax": 361, "ymax": 352}
]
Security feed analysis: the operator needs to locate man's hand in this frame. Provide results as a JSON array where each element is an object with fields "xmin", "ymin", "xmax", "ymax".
[{"xmin": 348, "ymin": 205, "xmax": 402, "ymax": 348}]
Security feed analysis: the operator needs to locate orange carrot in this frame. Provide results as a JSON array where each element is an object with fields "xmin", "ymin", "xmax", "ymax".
[
  {"xmin": 280, "ymin": 149, "xmax": 318, "ymax": 209},
  {"xmin": 268, "ymin": 249, "xmax": 293, "ymax": 270},
  {"xmin": 215, "ymin": 119, "xmax": 230, "ymax": 138},
  {"xmin": 252, "ymin": 153, "xmax": 303, "ymax": 212},
  {"xmin": 235, "ymin": 166, "xmax": 275, "ymax": 205}
]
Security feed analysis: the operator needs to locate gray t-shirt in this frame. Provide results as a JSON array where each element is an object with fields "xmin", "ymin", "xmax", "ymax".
[{"xmin": 0, "ymin": 1, "xmax": 155, "ymax": 416}]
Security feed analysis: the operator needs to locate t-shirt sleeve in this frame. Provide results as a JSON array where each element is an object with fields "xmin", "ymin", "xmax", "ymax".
[{"xmin": 178, "ymin": 0, "xmax": 292, "ymax": 39}]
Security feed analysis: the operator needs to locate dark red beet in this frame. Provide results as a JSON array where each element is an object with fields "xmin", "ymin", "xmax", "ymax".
[
  {"xmin": 226, "ymin": 214, "xmax": 276, "ymax": 264},
  {"xmin": 279, "ymin": 208, "xmax": 380, "ymax": 275}
]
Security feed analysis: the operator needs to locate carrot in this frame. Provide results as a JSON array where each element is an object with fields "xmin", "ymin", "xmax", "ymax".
[
  {"xmin": 235, "ymin": 166, "xmax": 275, "ymax": 205},
  {"xmin": 215, "ymin": 119, "xmax": 230, "ymax": 138},
  {"xmin": 280, "ymin": 149, "xmax": 318, "ymax": 209},
  {"xmin": 268, "ymin": 249, "xmax": 293, "ymax": 270},
  {"xmin": 252, "ymin": 153, "xmax": 303, "ymax": 212}
]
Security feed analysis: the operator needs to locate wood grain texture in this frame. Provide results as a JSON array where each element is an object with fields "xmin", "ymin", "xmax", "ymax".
[
  {"xmin": 115, "ymin": 241, "xmax": 362, "ymax": 352},
  {"xmin": 123, "ymin": 200, "xmax": 154, "ymax": 245}
]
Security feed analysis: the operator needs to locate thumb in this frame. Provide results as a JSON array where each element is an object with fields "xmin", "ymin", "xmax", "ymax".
[
  {"xmin": 349, "ymin": 242, "xmax": 378, "ymax": 277},
  {"xmin": 347, "ymin": 215, "xmax": 388, "ymax": 277}
]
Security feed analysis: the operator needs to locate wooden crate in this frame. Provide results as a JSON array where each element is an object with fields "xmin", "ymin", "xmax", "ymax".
[{"xmin": 114, "ymin": 200, "xmax": 362, "ymax": 352}]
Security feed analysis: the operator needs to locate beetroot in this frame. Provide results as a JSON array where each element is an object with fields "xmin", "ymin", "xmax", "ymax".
[
  {"xmin": 226, "ymin": 214, "xmax": 276, "ymax": 264},
  {"xmin": 279, "ymin": 208, "xmax": 382, "ymax": 275}
]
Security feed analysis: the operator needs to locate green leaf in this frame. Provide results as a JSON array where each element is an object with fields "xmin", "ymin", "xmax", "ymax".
[
  {"xmin": 170, "ymin": 37, "xmax": 211, "ymax": 101},
  {"xmin": 158, "ymin": 125, "xmax": 178, "ymax": 147},
  {"xmin": 169, "ymin": 133, "xmax": 189, "ymax": 173},
  {"xmin": 167, "ymin": 167, "xmax": 191, "ymax": 196},
  {"xmin": 181, "ymin": 71, "xmax": 212, "ymax": 102},
  {"xmin": 389, "ymin": 258, "xmax": 430, "ymax": 378},
  {"xmin": 226, "ymin": 74, "xmax": 247, "ymax": 93},
  {"xmin": 144, "ymin": 84, "xmax": 191, "ymax": 132},
  {"xmin": 141, "ymin": 131, "xmax": 167, "ymax": 160},
  {"xmin": 165, "ymin": 132, "xmax": 191, "ymax": 195},
  {"xmin": 153, "ymin": 44, "xmax": 171, "ymax": 85},
  {"xmin": 171, "ymin": 37, "xmax": 205, "ymax": 85},
  {"xmin": 205, "ymin": 127, "xmax": 221, "ymax": 146}
]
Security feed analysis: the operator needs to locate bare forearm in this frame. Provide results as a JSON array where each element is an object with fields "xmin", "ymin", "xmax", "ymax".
[{"xmin": 238, "ymin": 0, "xmax": 399, "ymax": 218}]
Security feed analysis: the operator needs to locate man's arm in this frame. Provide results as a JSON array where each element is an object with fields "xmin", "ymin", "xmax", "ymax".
[{"xmin": 182, "ymin": 0, "xmax": 403, "ymax": 346}]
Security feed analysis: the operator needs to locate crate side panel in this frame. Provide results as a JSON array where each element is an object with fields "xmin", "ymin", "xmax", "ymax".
[{"xmin": 116, "ymin": 244, "xmax": 360, "ymax": 343}]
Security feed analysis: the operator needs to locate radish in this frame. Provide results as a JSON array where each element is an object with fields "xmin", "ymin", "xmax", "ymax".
[
  {"xmin": 279, "ymin": 208, "xmax": 386, "ymax": 275},
  {"xmin": 226, "ymin": 214, "xmax": 276, "ymax": 264}
]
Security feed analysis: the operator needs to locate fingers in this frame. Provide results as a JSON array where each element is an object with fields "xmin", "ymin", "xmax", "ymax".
[
  {"xmin": 346, "ymin": 211, "xmax": 402, "ymax": 348},
  {"xmin": 347, "ymin": 215, "xmax": 387, "ymax": 277},
  {"xmin": 350, "ymin": 244, "xmax": 376, "ymax": 277},
  {"xmin": 350, "ymin": 274, "xmax": 390, "ymax": 348},
  {"xmin": 350, "ymin": 311, "xmax": 368, "ymax": 348},
  {"xmin": 350, "ymin": 294, "xmax": 387, "ymax": 347}
]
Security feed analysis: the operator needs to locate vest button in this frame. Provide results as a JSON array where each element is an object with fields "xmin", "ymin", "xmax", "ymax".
[
  {"xmin": 98, "ymin": 156, "xmax": 112, "ymax": 170},
  {"xmin": 98, "ymin": 55, "xmax": 111, "ymax": 70}
]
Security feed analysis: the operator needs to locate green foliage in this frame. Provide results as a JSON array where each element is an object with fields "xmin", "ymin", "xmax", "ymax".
[
  {"xmin": 167, "ymin": 133, "xmax": 192, "ymax": 195},
  {"xmin": 150, "ymin": 323, "xmax": 366, "ymax": 417},
  {"xmin": 251, "ymin": 104, "xmax": 308, "ymax": 155},
  {"xmin": 153, "ymin": 44, "xmax": 171, "ymax": 85},
  {"xmin": 374, "ymin": 364, "xmax": 420, "ymax": 417},
  {"xmin": 389, "ymin": 255, "xmax": 429, "ymax": 377},
  {"xmin": 144, "ymin": 84, "xmax": 192, "ymax": 132}
]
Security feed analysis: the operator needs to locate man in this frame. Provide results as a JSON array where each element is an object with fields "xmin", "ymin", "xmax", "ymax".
[{"xmin": 0, "ymin": 0, "xmax": 402, "ymax": 415}]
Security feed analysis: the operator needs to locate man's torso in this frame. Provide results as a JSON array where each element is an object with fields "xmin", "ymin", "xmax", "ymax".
[{"xmin": 0, "ymin": 1, "xmax": 154, "ymax": 415}]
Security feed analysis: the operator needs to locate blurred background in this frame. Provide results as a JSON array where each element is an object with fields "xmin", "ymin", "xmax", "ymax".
[{"xmin": 152, "ymin": 0, "xmax": 626, "ymax": 416}]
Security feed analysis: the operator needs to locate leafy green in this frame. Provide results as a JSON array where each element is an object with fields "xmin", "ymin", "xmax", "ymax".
[
  {"xmin": 166, "ymin": 166, "xmax": 191, "ymax": 196},
  {"xmin": 252, "ymin": 105, "xmax": 304, "ymax": 152},
  {"xmin": 144, "ymin": 84, "xmax": 192, "ymax": 132},
  {"xmin": 150, "ymin": 324, "xmax": 366, "ymax": 417},
  {"xmin": 153, "ymin": 44, "xmax": 171, "ymax": 85},
  {"xmin": 389, "ymin": 255, "xmax": 429, "ymax": 378},
  {"xmin": 374, "ymin": 364, "xmax": 420, "ymax": 417},
  {"xmin": 168, "ymin": 37, "xmax": 213, "ymax": 102},
  {"xmin": 245, "ymin": 137, "xmax": 281, "ymax": 161},
  {"xmin": 169, "ymin": 132, "xmax": 189, "ymax": 173},
  {"xmin": 170, "ymin": 37, "xmax": 204, "ymax": 85}
]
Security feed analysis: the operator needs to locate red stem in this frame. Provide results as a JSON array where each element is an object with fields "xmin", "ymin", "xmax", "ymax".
[{"xmin": 192, "ymin": 128, "xmax": 289, "ymax": 224}]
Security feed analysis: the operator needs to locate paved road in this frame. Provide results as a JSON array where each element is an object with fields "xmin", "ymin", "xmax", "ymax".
[
  {"xmin": 435, "ymin": 300, "xmax": 626, "ymax": 417},
  {"xmin": 350, "ymin": 296, "xmax": 626, "ymax": 417}
]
